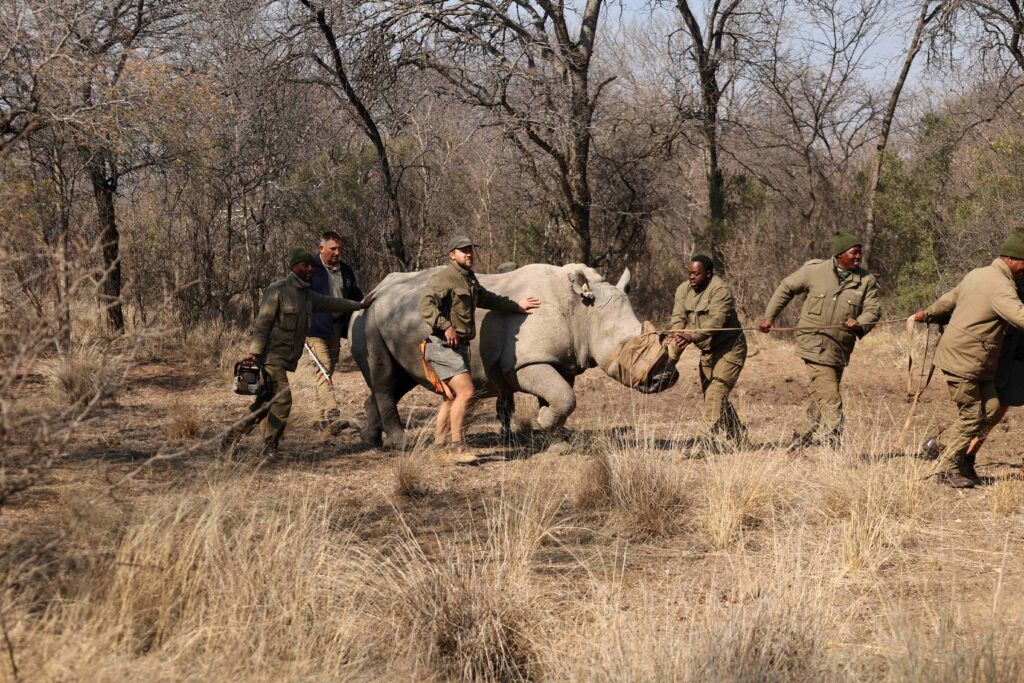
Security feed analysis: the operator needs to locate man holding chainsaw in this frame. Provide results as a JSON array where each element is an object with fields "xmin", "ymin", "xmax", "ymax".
[
  {"xmin": 223, "ymin": 248, "xmax": 374, "ymax": 457},
  {"xmin": 912, "ymin": 230, "xmax": 1024, "ymax": 488},
  {"xmin": 759, "ymin": 233, "xmax": 881, "ymax": 452},
  {"xmin": 666, "ymin": 255, "xmax": 748, "ymax": 454},
  {"xmin": 419, "ymin": 236, "xmax": 540, "ymax": 463},
  {"xmin": 306, "ymin": 230, "xmax": 364, "ymax": 433}
]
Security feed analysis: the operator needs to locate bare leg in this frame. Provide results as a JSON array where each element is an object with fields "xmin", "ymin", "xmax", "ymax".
[
  {"xmin": 435, "ymin": 398, "xmax": 452, "ymax": 444},
  {"xmin": 447, "ymin": 372, "xmax": 475, "ymax": 443}
]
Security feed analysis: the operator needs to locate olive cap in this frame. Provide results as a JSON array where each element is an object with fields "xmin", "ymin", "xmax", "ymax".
[{"xmin": 446, "ymin": 235, "xmax": 478, "ymax": 253}]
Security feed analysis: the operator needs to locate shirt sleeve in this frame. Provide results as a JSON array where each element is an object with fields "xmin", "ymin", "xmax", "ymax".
[
  {"xmin": 669, "ymin": 285, "xmax": 687, "ymax": 331},
  {"xmin": 855, "ymin": 276, "xmax": 882, "ymax": 334},
  {"xmin": 476, "ymin": 286, "xmax": 521, "ymax": 313},
  {"xmin": 763, "ymin": 266, "xmax": 809, "ymax": 321},
  {"xmin": 248, "ymin": 286, "xmax": 279, "ymax": 357},
  {"xmin": 419, "ymin": 276, "xmax": 452, "ymax": 332},
  {"xmin": 311, "ymin": 291, "xmax": 363, "ymax": 314},
  {"xmin": 992, "ymin": 280, "xmax": 1024, "ymax": 330},
  {"xmin": 923, "ymin": 286, "xmax": 958, "ymax": 324}
]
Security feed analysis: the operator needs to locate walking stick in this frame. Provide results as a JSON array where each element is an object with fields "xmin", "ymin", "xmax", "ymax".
[{"xmin": 304, "ymin": 342, "xmax": 334, "ymax": 388}]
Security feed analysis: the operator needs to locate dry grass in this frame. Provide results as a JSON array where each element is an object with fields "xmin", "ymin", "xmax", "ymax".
[
  {"xmin": 695, "ymin": 453, "xmax": 794, "ymax": 550},
  {"xmin": 8, "ymin": 342, "xmax": 1024, "ymax": 681},
  {"xmin": 164, "ymin": 403, "xmax": 201, "ymax": 441},
  {"xmin": 575, "ymin": 446, "xmax": 689, "ymax": 540},
  {"xmin": 394, "ymin": 452, "xmax": 433, "ymax": 498},
  {"xmin": 988, "ymin": 475, "xmax": 1024, "ymax": 516},
  {"xmin": 43, "ymin": 343, "xmax": 126, "ymax": 406}
]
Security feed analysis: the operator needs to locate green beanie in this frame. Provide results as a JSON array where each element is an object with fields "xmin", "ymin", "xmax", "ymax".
[
  {"xmin": 831, "ymin": 232, "xmax": 862, "ymax": 257},
  {"xmin": 288, "ymin": 248, "xmax": 315, "ymax": 267},
  {"xmin": 999, "ymin": 230, "xmax": 1024, "ymax": 260}
]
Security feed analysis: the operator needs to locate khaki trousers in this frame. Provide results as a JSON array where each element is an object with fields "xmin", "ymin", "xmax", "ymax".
[
  {"xmin": 304, "ymin": 335, "xmax": 340, "ymax": 420},
  {"xmin": 698, "ymin": 337, "xmax": 747, "ymax": 442},
  {"xmin": 938, "ymin": 372, "xmax": 1000, "ymax": 474},
  {"xmin": 801, "ymin": 360, "xmax": 845, "ymax": 443},
  {"xmin": 232, "ymin": 364, "xmax": 291, "ymax": 446}
]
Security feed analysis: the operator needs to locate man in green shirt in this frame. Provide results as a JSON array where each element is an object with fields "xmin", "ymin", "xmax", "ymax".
[
  {"xmin": 224, "ymin": 248, "xmax": 374, "ymax": 457},
  {"xmin": 419, "ymin": 236, "xmax": 541, "ymax": 462},
  {"xmin": 759, "ymin": 233, "xmax": 881, "ymax": 451},
  {"xmin": 912, "ymin": 230, "xmax": 1024, "ymax": 488},
  {"xmin": 666, "ymin": 255, "xmax": 747, "ymax": 453}
]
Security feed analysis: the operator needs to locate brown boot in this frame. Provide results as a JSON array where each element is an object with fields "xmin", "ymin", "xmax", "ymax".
[
  {"xmin": 432, "ymin": 442, "xmax": 480, "ymax": 465},
  {"xmin": 960, "ymin": 454, "xmax": 981, "ymax": 484}
]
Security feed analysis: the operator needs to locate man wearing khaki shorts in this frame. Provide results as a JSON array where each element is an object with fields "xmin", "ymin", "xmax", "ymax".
[{"xmin": 419, "ymin": 236, "xmax": 541, "ymax": 462}]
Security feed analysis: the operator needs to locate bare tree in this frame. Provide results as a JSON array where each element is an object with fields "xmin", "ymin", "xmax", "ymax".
[
  {"xmin": 670, "ymin": 0, "xmax": 766, "ymax": 264},
  {"xmin": 392, "ymin": 0, "xmax": 611, "ymax": 263},
  {"xmin": 862, "ymin": 0, "xmax": 948, "ymax": 268},
  {"xmin": 291, "ymin": 0, "xmax": 411, "ymax": 269}
]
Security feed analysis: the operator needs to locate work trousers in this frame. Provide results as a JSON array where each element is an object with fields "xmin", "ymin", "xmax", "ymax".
[
  {"xmin": 698, "ymin": 337, "xmax": 747, "ymax": 442},
  {"xmin": 231, "ymin": 364, "xmax": 291, "ymax": 446},
  {"xmin": 801, "ymin": 360, "xmax": 845, "ymax": 444},
  {"xmin": 304, "ymin": 335, "xmax": 340, "ymax": 420},
  {"xmin": 938, "ymin": 372, "xmax": 1000, "ymax": 474}
]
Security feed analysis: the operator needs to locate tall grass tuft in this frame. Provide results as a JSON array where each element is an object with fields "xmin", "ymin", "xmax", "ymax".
[{"xmin": 44, "ymin": 343, "xmax": 126, "ymax": 407}]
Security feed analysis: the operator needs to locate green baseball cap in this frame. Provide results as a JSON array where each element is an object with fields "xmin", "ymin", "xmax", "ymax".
[{"xmin": 446, "ymin": 235, "xmax": 478, "ymax": 253}]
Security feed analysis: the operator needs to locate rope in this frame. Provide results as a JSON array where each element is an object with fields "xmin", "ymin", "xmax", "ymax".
[{"xmin": 654, "ymin": 317, "xmax": 911, "ymax": 335}]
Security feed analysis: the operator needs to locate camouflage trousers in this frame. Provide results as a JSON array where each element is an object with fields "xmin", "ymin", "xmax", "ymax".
[
  {"xmin": 801, "ymin": 360, "xmax": 845, "ymax": 444},
  {"xmin": 698, "ymin": 337, "xmax": 747, "ymax": 442},
  {"xmin": 231, "ymin": 363, "xmax": 291, "ymax": 446},
  {"xmin": 938, "ymin": 372, "xmax": 1000, "ymax": 474}
]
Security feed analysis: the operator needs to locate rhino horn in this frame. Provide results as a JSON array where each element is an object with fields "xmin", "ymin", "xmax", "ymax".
[{"xmin": 615, "ymin": 268, "xmax": 632, "ymax": 293}]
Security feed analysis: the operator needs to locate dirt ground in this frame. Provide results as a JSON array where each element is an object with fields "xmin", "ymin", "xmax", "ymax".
[{"xmin": 6, "ymin": 329, "xmax": 1024, "ymax": 680}]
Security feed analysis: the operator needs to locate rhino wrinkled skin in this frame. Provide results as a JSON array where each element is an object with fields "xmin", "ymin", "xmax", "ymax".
[{"xmin": 349, "ymin": 263, "xmax": 679, "ymax": 447}]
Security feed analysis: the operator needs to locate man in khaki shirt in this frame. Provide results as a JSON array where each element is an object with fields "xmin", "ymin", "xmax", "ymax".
[
  {"xmin": 666, "ymin": 255, "xmax": 747, "ymax": 452},
  {"xmin": 913, "ymin": 230, "xmax": 1024, "ymax": 488},
  {"xmin": 419, "ymin": 236, "xmax": 540, "ymax": 462},
  {"xmin": 759, "ymin": 233, "xmax": 881, "ymax": 451}
]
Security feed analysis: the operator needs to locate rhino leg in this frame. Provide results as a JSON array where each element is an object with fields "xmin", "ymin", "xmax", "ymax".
[
  {"xmin": 515, "ymin": 364, "xmax": 576, "ymax": 431},
  {"xmin": 362, "ymin": 393, "xmax": 383, "ymax": 447}
]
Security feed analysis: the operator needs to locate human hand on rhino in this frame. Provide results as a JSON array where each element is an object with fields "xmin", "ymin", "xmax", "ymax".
[{"xmin": 517, "ymin": 297, "xmax": 541, "ymax": 314}]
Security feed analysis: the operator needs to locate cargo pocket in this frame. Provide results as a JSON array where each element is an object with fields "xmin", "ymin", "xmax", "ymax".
[
  {"xmin": 807, "ymin": 291, "xmax": 826, "ymax": 317},
  {"xmin": 844, "ymin": 290, "xmax": 864, "ymax": 317},
  {"xmin": 280, "ymin": 302, "xmax": 298, "ymax": 331}
]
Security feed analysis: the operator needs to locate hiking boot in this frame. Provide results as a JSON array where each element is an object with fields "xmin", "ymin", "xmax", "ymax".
[
  {"xmin": 432, "ymin": 442, "xmax": 480, "ymax": 465},
  {"xmin": 937, "ymin": 472, "xmax": 975, "ymax": 489},
  {"xmin": 960, "ymin": 455, "xmax": 981, "ymax": 484},
  {"xmin": 259, "ymin": 440, "xmax": 281, "ymax": 460},
  {"xmin": 920, "ymin": 437, "xmax": 941, "ymax": 460}
]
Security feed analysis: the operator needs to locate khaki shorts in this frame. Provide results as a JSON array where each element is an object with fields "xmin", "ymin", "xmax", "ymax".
[{"xmin": 424, "ymin": 338, "xmax": 470, "ymax": 381}]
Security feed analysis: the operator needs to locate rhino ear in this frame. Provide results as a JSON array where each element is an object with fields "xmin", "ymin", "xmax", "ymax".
[
  {"xmin": 567, "ymin": 268, "xmax": 595, "ymax": 303},
  {"xmin": 615, "ymin": 268, "xmax": 632, "ymax": 293}
]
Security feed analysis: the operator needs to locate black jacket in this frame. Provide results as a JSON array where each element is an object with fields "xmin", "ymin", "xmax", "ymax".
[{"xmin": 308, "ymin": 255, "xmax": 363, "ymax": 339}]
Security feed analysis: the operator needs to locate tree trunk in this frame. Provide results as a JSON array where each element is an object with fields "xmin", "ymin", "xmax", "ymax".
[
  {"xmin": 89, "ymin": 153, "xmax": 124, "ymax": 333},
  {"xmin": 863, "ymin": 0, "xmax": 938, "ymax": 269},
  {"xmin": 302, "ymin": 0, "xmax": 409, "ymax": 269}
]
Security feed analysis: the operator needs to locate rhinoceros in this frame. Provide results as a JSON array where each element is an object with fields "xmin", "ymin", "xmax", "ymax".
[{"xmin": 349, "ymin": 263, "xmax": 679, "ymax": 447}]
